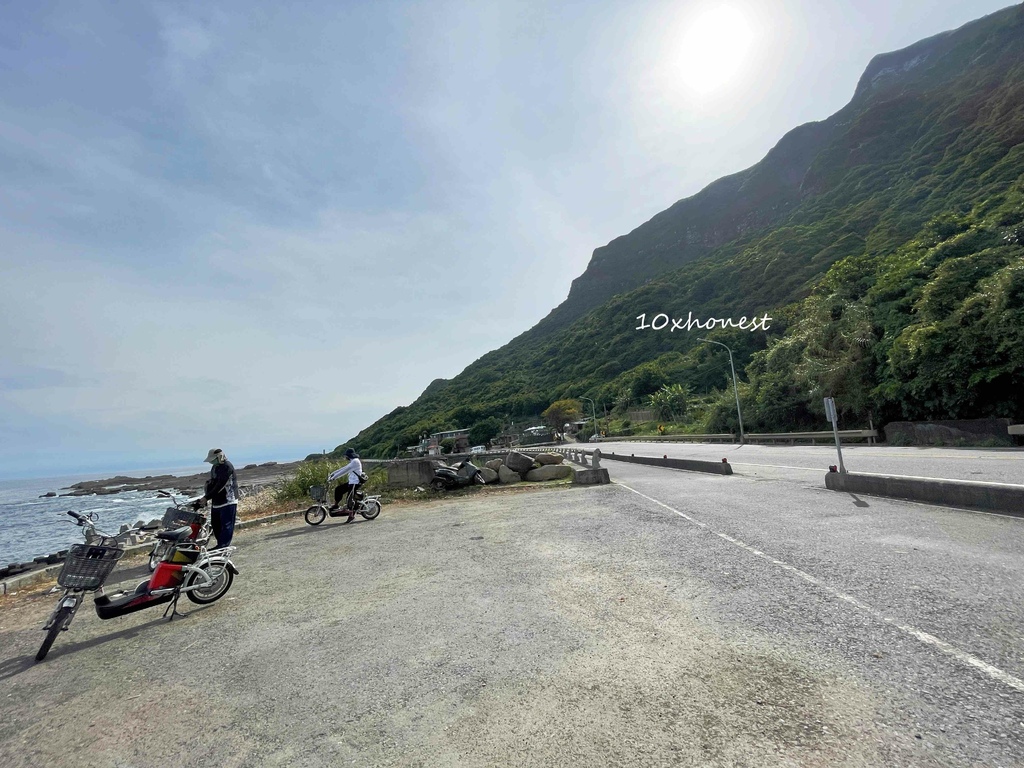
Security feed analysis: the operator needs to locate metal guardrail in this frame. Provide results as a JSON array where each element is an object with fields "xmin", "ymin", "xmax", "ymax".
[
  {"xmin": 593, "ymin": 434, "xmax": 736, "ymax": 443},
  {"xmin": 593, "ymin": 430, "xmax": 878, "ymax": 445},
  {"xmin": 745, "ymin": 430, "xmax": 877, "ymax": 445}
]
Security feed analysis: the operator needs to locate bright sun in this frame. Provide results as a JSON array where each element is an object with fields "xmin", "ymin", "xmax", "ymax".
[{"xmin": 674, "ymin": 4, "xmax": 756, "ymax": 96}]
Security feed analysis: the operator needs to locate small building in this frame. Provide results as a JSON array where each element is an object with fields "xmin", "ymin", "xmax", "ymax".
[{"xmin": 429, "ymin": 428, "xmax": 471, "ymax": 454}]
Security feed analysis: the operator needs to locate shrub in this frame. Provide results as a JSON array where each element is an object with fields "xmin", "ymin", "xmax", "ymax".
[{"xmin": 276, "ymin": 460, "xmax": 341, "ymax": 501}]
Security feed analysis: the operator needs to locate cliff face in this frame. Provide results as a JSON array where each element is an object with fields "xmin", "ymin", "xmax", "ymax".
[
  {"xmin": 529, "ymin": 4, "xmax": 1024, "ymax": 339},
  {"xmin": 341, "ymin": 4, "xmax": 1024, "ymax": 457}
]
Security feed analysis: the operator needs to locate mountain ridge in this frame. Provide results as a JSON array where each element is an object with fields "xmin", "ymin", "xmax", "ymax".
[{"xmin": 337, "ymin": 4, "xmax": 1024, "ymax": 458}]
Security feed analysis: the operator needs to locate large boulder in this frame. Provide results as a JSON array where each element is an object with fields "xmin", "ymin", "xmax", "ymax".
[
  {"xmin": 498, "ymin": 464, "xmax": 521, "ymax": 484},
  {"xmin": 485, "ymin": 459, "xmax": 504, "ymax": 471},
  {"xmin": 479, "ymin": 467, "xmax": 499, "ymax": 484},
  {"xmin": 525, "ymin": 465, "xmax": 573, "ymax": 482},
  {"xmin": 504, "ymin": 451, "xmax": 535, "ymax": 474},
  {"xmin": 534, "ymin": 452, "xmax": 564, "ymax": 466}
]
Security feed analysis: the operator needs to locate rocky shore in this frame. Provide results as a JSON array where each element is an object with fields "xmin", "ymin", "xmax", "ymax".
[{"xmin": 54, "ymin": 460, "xmax": 306, "ymax": 497}]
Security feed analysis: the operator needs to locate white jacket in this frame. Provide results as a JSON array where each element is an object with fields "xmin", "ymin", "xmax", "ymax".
[{"xmin": 328, "ymin": 458, "xmax": 363, "ymax": 485}]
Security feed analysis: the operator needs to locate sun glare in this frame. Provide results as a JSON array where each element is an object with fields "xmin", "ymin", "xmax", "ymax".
[{"xmin": 673, "ymin": 3, "xmax": 757, "ymax": 97}]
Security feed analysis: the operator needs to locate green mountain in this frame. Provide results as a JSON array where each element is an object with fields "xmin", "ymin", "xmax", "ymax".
[{"xmin": 343, "ymin": 4, "xmax": 1024, "ymax": 458}]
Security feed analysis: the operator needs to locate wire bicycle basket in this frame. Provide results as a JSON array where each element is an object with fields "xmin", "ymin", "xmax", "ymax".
[
  {"xmin": 57, "ymin": 543, "xmax": 125, "ymax": 590},
  {"xmin": 161, "ymin": 507, "xmax": 205, "ymax": 530},
  {"xmin": 308, "ymin": 485, "xmax": 327, "ymax": 503}
]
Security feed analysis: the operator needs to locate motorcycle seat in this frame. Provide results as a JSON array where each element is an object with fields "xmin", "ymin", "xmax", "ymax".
[{"xmin": 156, "ymin": 526, "xmax": 193, "ymax": 542}]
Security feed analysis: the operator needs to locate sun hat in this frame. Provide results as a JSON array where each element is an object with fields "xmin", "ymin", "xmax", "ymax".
[{"xmin": 204, "ymin": 448, "xmax": 224, "ymax": 464}]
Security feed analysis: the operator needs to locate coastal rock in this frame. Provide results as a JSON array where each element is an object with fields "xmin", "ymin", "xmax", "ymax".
[
  {"xmin": 478, "ymin": 467, "xmax": 499, "ymax": 484},
  {"xmin": 503, "ymin": 451, "xmax": 534, "ymax": 474},
  {"xmin": 498, "ymin": 465, "xmax": 521, "ymax": 484},
  {"xmin": 39, "ymin": 491, "xmax": 56, "ymax": 498},
  {"xmin": 534, "ymin": 452, "xmax": 564, "ymax": 466},
  {"xmin": 485, "ymin": 459, "xmax": 503, "ymax": 471},
  {"xmin": 525, "ymin": 465, "xmax": 573, "ymax": 482}
]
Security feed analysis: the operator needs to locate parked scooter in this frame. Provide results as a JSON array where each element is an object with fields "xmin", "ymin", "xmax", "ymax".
[
  {"xmin": 430, "ymin": 459, "xmax": 486, "ymax": 491},
  {"xmin": 147, "ymin": 490, "xmax": 210, "ymax": 571},
  {"xmin": 35, "ymin": 510, "xmax": 238, "ymax": 662}
]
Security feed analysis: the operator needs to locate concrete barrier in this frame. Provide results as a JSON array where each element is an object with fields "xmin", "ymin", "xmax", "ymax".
[
  {"xmin": 556, "ymin": 447, "xmax": 733, "ymax": 476},
  {"xmin": 572, "ymin": 468, "xmax": 611, "ymax": 485},
  {"xmin": 824, "ymin": 471, "xmax": 1024, "ymax": 516}
]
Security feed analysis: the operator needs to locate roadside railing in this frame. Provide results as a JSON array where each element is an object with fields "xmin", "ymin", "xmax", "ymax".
[{"xmin": 592, "ymin": 429, "xmax": 878, "ymax": 445}]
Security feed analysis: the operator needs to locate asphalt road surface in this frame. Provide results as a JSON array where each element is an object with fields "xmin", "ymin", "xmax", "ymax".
[
  {"xmin": 589, "ymin": 440, "xmax": 1024, "ymax": 485},
  {"xmin": 1, "ymin": 464, "xmax": 1022, "ymax": 767}
]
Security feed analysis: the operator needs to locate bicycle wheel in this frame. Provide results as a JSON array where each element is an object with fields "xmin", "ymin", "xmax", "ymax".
[
  {"xmin": 360, "ymin": 500, "xmax": 382, "ymax": 520},
  {"xmin": 305, "ymin": 505, "xmax": 327, "ymax": 526},
  {"xmin": 185, "ymin": 562, "xmax": 234, "ymax": 604},
  {"xmin": 36, "ymin": 605, "xmax": 74, "ymax": 662}
]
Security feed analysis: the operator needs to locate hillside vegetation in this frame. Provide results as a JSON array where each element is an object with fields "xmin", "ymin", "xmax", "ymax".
[{"xmin": 337, "ymin": 5, "xmax": 1024, "ymax": 458}]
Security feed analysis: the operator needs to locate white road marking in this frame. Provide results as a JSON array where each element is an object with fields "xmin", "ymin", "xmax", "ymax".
[{"xmin": 619, "ymin": 482, "xmax": 1024, "ymax": 693}]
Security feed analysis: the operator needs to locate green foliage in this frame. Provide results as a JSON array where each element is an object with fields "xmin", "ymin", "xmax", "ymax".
[
  {"xmin": 277, "ymin": 460, "xmax": 341, "ymax": 502},
  {"xmin": 468, "ymin": 417, "xmax": 503, "ymax": 447},
  {"xmin": 324, "ymin": 10, "xmax": 1024, "ymax": 456},
  {"xmin": 542, "ymin": 399, "xmax": 583, "ymax": 431},
  {"xmin": 648, "ymin": 384, "xmax": 691, "ymax": 421}
]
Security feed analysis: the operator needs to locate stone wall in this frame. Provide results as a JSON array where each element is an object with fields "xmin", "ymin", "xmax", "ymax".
[{"xmin": 882, "ymin": 418, "xmax": 1013, "ymax": 446}]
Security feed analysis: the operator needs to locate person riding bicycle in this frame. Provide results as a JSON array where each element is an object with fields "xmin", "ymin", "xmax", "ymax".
[{"xmin": 328, "ymin": 448, "xmax": 365, "ymax": 522}]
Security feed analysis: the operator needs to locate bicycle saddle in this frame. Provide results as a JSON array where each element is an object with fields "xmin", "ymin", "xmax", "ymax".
[{"xmin": 156, "ymin": 526, "xmax": 193, "ymax": 542}]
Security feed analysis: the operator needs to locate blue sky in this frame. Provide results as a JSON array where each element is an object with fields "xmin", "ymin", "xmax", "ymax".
[{"xmin": 0, "ymin": 0, "xmax": 1015, "ymax": 477}]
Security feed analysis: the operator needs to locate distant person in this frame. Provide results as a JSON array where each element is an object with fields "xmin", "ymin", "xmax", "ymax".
[
  {"xmin": 328, "ymin": 448, "xmax": 364, "ymax": 522},
  {"xmin": 193, "ymin": 448, "xmax": 238, "ymax": 548}
]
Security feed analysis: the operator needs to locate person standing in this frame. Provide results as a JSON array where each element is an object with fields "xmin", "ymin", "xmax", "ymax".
[
  {"xmin": 328, "ymin": 448, "xmax": 363, "ymax": 523},
  {"xmin": 195, "ymin": 448, "xmax": 238, "ymax": 548}
]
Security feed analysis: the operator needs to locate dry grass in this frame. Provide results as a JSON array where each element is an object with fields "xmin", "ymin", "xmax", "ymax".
[{"xmin": 238, "ymin": 487, "xmax": 300, "ymax": 521}]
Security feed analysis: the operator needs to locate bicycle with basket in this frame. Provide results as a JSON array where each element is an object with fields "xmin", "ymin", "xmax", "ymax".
[{"xmin": 304, "ymin": 478, "xmax": 381, "ymax": 526}]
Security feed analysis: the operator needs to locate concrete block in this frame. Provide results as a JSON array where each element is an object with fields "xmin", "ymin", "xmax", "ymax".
[
  {"xmin": 824, "ymin": 471, "xmax": 1024, "ymax": 516},
  {"xmin": 573, "ymin": 468, "xmax": 610, "ymax": 485}
]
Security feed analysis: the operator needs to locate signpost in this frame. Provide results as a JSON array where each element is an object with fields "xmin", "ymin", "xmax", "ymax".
[{"xmin": 824, "ymin": 397, "xmax": 846, "ymax": 474}]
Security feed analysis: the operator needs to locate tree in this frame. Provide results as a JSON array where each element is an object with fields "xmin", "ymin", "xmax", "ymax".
[
  {"xmin": 648, "ymin": 383, "xmax": 691, "ymax": 421},
  {"xmin": 468, "ymin": 417, "xmax": 503, "ymax": 447},
  {"xmin": 542, "ymin": 399, "xmax": 582, "ymax": 433}
]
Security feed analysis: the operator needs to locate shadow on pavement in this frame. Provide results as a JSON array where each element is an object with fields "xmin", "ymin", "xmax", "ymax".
[{"xmin": 0, "ymin": 606, "xmax": 215, "ymax": 679}]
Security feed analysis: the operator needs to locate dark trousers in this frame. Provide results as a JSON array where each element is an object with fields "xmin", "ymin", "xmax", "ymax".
[
  {"xmin": 211, "ymin": 503, "xmax": 237, "ymax": 548},
  {"xmin": 333, "ymin": 482, "xmax": 360, "ymax": 507}
]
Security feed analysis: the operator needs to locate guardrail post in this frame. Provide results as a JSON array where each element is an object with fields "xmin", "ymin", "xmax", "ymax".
[{"xmin": 592, "ymin": 449, "xmax": 602, "ymax": 469}]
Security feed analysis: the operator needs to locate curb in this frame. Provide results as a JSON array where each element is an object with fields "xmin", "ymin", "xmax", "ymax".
[
  {"xmin": 1, "ymin": 507, "xmax": 306, "ymax": 596},
  {"xmin": 824, "ymin": 472, "xmax": 1024, "ymax": 516}
]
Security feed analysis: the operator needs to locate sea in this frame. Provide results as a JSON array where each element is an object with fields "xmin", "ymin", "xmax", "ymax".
[{"xmin": 0, "ymin": 467, "xmax": 201, "ymax": 566}]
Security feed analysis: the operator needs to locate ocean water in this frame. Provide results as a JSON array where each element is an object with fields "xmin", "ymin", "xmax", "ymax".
[{"xmin": 0, "ymin": 467, "xmax": 201, "ymax": 566}]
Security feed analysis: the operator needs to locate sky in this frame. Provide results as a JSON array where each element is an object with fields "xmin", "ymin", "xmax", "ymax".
[{"xmin": 0, "ymin": 0, "xmax": 1016, "ymax": 478}]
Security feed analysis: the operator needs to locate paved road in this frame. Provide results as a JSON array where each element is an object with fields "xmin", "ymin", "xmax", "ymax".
[
  {"xmin": 589, "ymin": 440, "xmax": 1024, "ymax": 485},
  {"xmin": 1, "ymin": 466, "xmax": 1022, "ymax": 767}
]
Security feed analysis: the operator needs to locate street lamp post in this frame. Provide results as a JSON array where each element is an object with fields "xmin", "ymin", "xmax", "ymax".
[
  {"xmin": 580, "ymin": 396, "xmax": 599, "ymax": 440},
  {"xmin": 697, "ymin": 338, "xmax": 745, "ymax": 445}
]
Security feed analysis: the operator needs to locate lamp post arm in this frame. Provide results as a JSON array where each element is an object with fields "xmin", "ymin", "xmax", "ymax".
[{"xmin": 697, "ymin": 338, "xmax": 745, "ymax": 445}]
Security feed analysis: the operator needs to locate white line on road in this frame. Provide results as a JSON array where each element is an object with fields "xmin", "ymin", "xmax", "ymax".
[{"xmin": 619, "ymin": 482, "xmax": 1024, "ymax": 694}]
